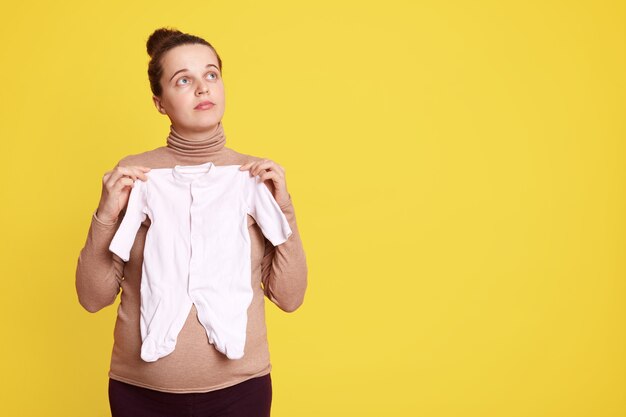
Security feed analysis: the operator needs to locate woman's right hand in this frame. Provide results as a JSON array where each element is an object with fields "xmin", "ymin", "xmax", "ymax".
[{"xmin": 96, "ymin": 165, "xmax": 152, "ymax": 223}]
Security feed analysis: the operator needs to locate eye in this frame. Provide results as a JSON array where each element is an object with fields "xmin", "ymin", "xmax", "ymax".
[
  {"xmin": 207, "ymin": 72, "xmax": 218, "ymax": 80},
  {"xmin": 176, "ymin": 77, "xmax": 190, "ymax": 86}
]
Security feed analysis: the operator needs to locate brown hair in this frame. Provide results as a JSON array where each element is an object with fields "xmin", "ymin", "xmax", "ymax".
[{"xmin": 146, "ymin": 27, "xmax": 223, "ymax": 97}]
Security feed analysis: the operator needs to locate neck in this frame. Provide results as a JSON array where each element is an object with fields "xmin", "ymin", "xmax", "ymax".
[{"xmin": 166, "ymin": 122, "xmax": 226, "ymax": 156}]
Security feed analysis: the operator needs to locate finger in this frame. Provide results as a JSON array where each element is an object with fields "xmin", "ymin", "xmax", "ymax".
[
  {"xmin": 126, "ymin": 166, "xmax": 152, "ymax": 181},
  {"xmin": 104, "ymin": 165, "xmax": 150, "ymax": 190},
  {"xmin": 112, "ymin": 176, "xmax": 135, "ymax": 192},
  {"xmin": 241, "ymin": 160, "xmax": 262, "ymax": 170},
  {"xmin": 105, "ymin": 169, "xmax": 132, "ymax": 189},
  {"xmin": 256, "ymin": 166, "xmax": 284, "ymax": 182},
  {"xmin": 241, "ymin": 162, "xmax": 260, "ymax": 172},
  {"xmin": 242, "ymin": 161, "xmax": 262, "ymax": 175},
  {"xmin": 103, "ymin": 170, "xmax": 114, "ymax": 183},
  {"xmin": 258, "ymin": 170, "xmax": 281, "ymax": 184},
  {"xmin": 258, "ymin": 161, "xmax": 284, "ymax": 176},
  {"xmin": 250, "ymin": 159, "xmax": 277, "ymax": 176},
  {"xmin": 104, "ymin": 170, "xmax": 122, "ymax": 188},
  {"xmin": 115, "ymin": 166, "xmax": 151, "ymax": 182}
]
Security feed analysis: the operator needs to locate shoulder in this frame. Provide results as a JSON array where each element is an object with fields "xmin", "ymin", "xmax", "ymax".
[
  {"xmin": 115, "ymin": 147, "xmax": 168, "ymax": 167},
  {"xmin": 221, "ymin": 146, "xmax": 270, "ymax": 165}
]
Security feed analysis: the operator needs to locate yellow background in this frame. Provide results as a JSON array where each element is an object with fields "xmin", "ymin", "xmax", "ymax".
[{"xmin": 0, "ymin": 0, "xmax": 624, "ymax": 416}]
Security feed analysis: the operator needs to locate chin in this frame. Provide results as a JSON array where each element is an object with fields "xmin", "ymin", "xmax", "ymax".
[
  {"xmin": 205, "ymin": 114, "xmax": 225, "ymax": 126},
  {"xmin": 188, "ymin": 119, "xmax": 220, "ymax": 132}
]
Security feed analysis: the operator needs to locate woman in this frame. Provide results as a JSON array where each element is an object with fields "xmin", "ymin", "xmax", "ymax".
[{"xmin": 75, "ymin": 27, "xmax": 308, "ymax": 417}]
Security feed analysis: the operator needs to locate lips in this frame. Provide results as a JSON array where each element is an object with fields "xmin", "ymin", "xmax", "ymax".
[{"xmin": 195, "ymin": 101, "xmax": 215, "ymax": 110}]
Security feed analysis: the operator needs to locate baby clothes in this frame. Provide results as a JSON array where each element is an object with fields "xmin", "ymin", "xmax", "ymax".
[{"xmin": 108, "ymin": 161, "xmax": 292, "ymax": 362}]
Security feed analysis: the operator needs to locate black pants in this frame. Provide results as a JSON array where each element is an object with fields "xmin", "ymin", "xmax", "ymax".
[{"xmin": 108, "ymin": 374, "xmax": 272, "ymax": 417}]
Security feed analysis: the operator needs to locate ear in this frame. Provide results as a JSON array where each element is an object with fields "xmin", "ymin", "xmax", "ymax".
[{"xmin": 152, "ymin": 96, "xmax": 167, "ymax": 114}]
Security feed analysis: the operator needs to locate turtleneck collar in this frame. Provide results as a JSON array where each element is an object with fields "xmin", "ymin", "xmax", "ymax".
[{"xmin": 166, "ymin": 122, "xmax": 226, "ymax": 156}]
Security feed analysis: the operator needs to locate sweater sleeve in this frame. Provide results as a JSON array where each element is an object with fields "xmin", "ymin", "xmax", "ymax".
[
  {"xmin": 259, "ymin": 192, "xmax": 308, "ymax": 313},
  {"xmin": 75, "ymin": 209, "xmax": 125, "ymax": 313}
]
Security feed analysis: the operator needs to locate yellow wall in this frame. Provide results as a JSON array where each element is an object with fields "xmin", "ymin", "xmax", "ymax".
[{"xmin": 0, "ymin": 0, "xmax": 624, "ymax": 416}]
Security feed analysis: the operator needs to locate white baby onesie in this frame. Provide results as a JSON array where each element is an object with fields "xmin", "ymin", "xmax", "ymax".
[{"xmin": 108, "ymin": 161, "xmax": 293, "ymax": 362}]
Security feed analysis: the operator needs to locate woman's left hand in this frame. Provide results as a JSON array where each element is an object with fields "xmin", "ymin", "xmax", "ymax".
[{"xmin": 239, "ymin": 159, "xmax": 290, "ymax": 207}]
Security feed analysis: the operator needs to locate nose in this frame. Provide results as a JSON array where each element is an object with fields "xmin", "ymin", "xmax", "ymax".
[{"xmin": 195, "ymin": 80, "xmax": 210, "ymax": 96}]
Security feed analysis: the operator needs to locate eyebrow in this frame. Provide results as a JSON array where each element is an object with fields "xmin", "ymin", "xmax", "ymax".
[{"xmin": 169, "ymin": 64, "xmax": 220, "ymax": 82}]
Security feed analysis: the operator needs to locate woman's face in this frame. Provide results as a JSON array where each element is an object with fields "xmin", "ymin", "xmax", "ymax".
[{"xmin": 153, "ymin": 43, "xmax": 225, "ymax": 138}]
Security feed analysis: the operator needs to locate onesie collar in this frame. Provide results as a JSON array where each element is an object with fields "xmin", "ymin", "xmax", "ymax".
[{"xmin": 171, "ymin": 161, "xmax": 215, "ymax": 186}]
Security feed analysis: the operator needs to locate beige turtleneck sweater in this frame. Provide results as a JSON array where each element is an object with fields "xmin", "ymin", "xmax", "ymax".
[{"xmin": 75, "ymin": 122, "xmax": 308, "ymax": 393}]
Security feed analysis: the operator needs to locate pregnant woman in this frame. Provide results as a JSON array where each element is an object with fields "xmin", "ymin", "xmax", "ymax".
[{"xmin": 75, "ymin": 27, "xmax": 308, "ymax": 417}]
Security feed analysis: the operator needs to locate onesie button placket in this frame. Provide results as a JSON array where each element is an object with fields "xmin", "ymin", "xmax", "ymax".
[{"xmin": 173, "ymin": 162, "xmax": 214, "ymax": 300}]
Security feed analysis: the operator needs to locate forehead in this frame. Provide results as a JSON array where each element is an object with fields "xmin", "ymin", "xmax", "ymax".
[{"xmin": 161, "ymin": 44, "xmax": 218, "ymax": 74}]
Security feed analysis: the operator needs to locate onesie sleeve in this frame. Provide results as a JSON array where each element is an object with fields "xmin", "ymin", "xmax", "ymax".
[
  {"xmin": 108, "ymin": 178, "xmax": 148, "ymax": 262},
  {"xmin": 245, "ymin": 174, "xmax": 293, "ymax": 246}
]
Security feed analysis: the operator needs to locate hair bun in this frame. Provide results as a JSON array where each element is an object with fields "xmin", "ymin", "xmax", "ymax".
[{"xmin": 146, "ymin": 27, "xmax": 183, "ymax": 58}]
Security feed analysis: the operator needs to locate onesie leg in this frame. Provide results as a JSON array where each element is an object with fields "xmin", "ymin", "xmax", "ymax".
[
  {"xmin": 189, "ymin": 272, "xmax": 252, "ymax": 360},
  {"xmin": 140, "ymin": 286, "xmax": 194, "ymax": 362},
  {"xmin": 188, "ymin": 211, "xmax": 255, "ymax": 360}
]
